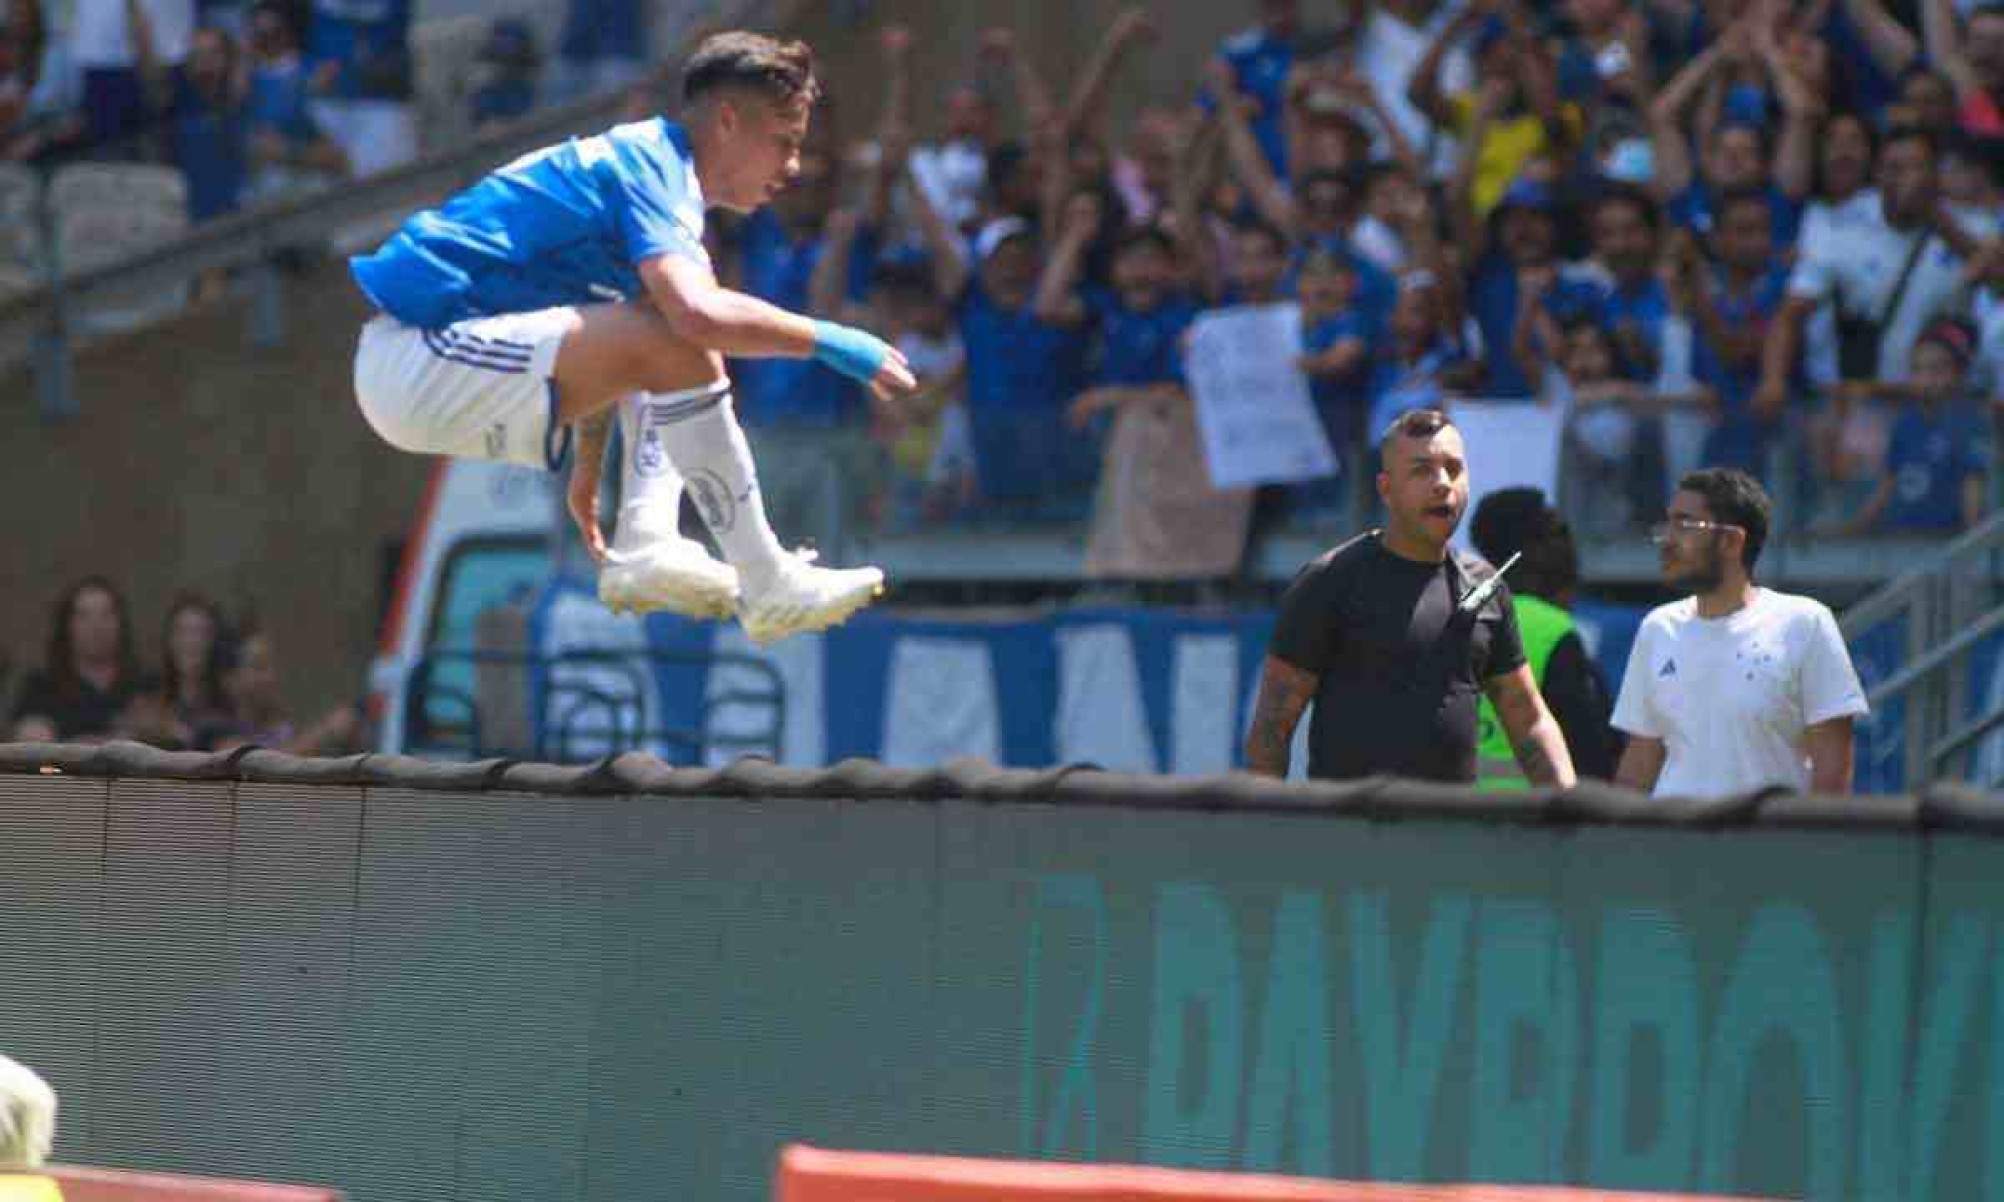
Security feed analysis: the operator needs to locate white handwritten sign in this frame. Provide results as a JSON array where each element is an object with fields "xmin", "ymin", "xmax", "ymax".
[{"xmin": 1185, "ymin": 303, "xmax": 1338, "ymax": 489}]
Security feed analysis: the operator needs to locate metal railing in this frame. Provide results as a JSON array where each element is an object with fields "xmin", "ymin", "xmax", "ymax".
[
  {"xmin": 407, "ymin": 646, "xmax": 785, "ymax": 763},
  {"xmin": 1840, "ymin": 509, "xmax": 2004, "ymax": 788}
]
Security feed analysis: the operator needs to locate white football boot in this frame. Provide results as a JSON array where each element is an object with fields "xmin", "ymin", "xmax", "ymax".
[{"xmin": 736, "ymin": 549, "xmax": 885, "ymax": 646}]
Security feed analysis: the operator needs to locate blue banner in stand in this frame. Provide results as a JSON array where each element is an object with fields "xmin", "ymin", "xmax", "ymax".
[
  {"xmin": 526, "ymin": 580, "xmax": 1657, "ymax": 777},
  {"xmin": 523, "ymin": 579, "xmax": 2004, "ymax": 790}
]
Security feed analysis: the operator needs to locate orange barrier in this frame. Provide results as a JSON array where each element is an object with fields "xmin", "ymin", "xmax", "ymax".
[
  {"xmin": 44, "ymin": 1167, "xmax": 340, "ymax": 1202},
  {"xmin": 774, "ymin": 1146, "xmax": 1772, "ymax": 1202}
]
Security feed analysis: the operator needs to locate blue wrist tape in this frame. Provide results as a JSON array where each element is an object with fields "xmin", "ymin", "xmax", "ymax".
[{"xmin": 812, "ymin": 320, "xmax": 892, "ymax": 383}]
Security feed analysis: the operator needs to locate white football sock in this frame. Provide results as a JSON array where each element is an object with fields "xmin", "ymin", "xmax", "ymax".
[
  {"xmin": 611, "ymin": 390, "xmax": 686, "ymax": 558},
  {"xmin": 649, "ymin": 383, "xmax": 787, "ymax": 584}
]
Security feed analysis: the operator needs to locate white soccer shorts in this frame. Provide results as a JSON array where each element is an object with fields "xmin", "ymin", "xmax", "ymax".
[{"xmin": 354, "ymin": 307, "xmax": 579, "ymax": 472}]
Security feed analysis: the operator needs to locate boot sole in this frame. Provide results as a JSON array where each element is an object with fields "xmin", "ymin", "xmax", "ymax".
[
  {"xmin": 741, "ymin": 575, "xmax": 886, "ymax": 646},
  {"xmin": 600, "ymin": 567, "xmax": 741, "ymax": 621}
]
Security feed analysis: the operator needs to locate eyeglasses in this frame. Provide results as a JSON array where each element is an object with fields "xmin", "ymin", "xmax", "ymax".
[{"xmin": 1649, "ymin": 518, "xmax": 1740, "ymax": 545}]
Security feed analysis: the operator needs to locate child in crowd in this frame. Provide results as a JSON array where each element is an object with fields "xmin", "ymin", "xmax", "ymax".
[
  {"xmin": 1366, "ymin": 273, "xmax": 1477, "ymax": 441},
  {"xmin": 1295, "ymin": 246, "xmax": 1372, "ymax": 460},
  {"xmin": 1035, "ymin": 193, "xmax": 1200, "ymax": 436},
  {"xmin": 871, "ymin": 261, "xmax": 974, "ymax": 527},
  {"xmin": 1684, "ymin": 187, "xmax": 1792, "ymax": 478},
  {"xmin": 1841, "ymin": 319, "xmax": 1991, "ymax": 534}
]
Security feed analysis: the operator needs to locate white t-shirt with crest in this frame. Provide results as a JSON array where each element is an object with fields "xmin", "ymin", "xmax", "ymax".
[{"xmin": 1612, "ymin": 588, "xmax": 1869, "ymax": 798}]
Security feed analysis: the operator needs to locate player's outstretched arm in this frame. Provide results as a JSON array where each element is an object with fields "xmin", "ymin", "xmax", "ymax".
[{"xmin": 640, "ymin": 255, "xmax": 916, "ymax": 397}]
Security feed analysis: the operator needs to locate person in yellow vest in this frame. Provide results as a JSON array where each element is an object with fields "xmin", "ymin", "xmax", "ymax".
[
  {"xmin": 0, "ymin": 1053, "xmax": 62, "ymax": 1202},
  {"xmin": 1470, "ymin": 488, "xmax": 1620, "ymax": 789}
]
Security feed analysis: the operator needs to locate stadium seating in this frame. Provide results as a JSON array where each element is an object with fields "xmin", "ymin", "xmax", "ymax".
[
  {"xmin": 48, "ymin": 164, "xmax": 190, "ymax": 333},
  {"xmin": 0, "ymin": 163, "xmax": 45, "ymax": 276},
  {"xmin": 410, "ymin": 15, "xmax": 494, "ymax": 152}
]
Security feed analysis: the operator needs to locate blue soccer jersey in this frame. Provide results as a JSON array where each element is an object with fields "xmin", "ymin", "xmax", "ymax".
[{"xmin": 351, "ymin": 118, "xmax": 710, "ymax": 329}]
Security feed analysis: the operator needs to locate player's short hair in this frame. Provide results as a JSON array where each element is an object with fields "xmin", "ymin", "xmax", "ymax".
[
  {"xmin": 682, "ymin": 31, "xmax": 820, "ymax": 109},
  {"xmin": 1676, "ymin": 467, "xmax": 1770, "ymax": 571},
  {"xmin": 0, "ymin": 1053, "xmax": 56, "ymax": 1168},
  {"xmin": 1378, "ymin": 407, "xmax": 1457, "ymax": 467}
]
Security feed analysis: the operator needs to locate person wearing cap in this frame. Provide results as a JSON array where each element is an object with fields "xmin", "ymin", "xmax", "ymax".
[
  {"xmin": 1469, "ymin": 488, "xmax": 1620, "ymax": 787},
  {"xmin": 907, "ymin": 156, "xmax": 1089, "ymax": 512},
  {"xmin": 1836, "ymin": 317, "xmax": 1989, "ymax": 533},
  {"xmin": 1462, "ymin": 174, "xmax": 1603, "ymax": 398},
  {"xmin": 0, "ymin": 1053, "xmax": 61, "ymax": 1202}
]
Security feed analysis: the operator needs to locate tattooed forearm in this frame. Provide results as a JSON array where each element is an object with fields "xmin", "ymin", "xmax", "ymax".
[
  {"xmin": 1513, "ymin": 718, "xmax": 1576, "ymax": 787},
  {"xmin": 572, "ymin": 407, "xmax": 614, "ymax": 473},
  {"xmin": 1515, "ymin": 734, "xmax": 1556, "ymax": 784},
  {"xmin": 1244, "ymin": 655, "xmax": 1317, "ymax": 778},
  {"xmin": 1490, "ymin": 665, "xmax": 1576, "ymax": 788}
]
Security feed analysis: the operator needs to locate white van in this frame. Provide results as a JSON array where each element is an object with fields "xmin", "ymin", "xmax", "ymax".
[
  {"xmin": 363, "ymin": 458, "xmax": 786, "ymax": 761},
  {"xmin": 365, "ymin": 458, "xmax": 561, "ymax": 755}
]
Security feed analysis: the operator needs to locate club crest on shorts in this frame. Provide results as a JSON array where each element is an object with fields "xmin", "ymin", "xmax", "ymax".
[{"xmin": 636, "ymin": 429, "xmax": 667, "ymax": 479}]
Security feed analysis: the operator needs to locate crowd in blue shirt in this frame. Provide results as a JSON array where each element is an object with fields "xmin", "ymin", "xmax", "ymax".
[{"xmin": 713, "ymin": 0, "xmax": 2004, "ymax": 539}]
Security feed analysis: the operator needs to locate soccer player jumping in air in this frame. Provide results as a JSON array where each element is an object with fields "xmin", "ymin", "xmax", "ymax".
[{"xmin": 347, "ymin": 32, "xmax": 915, "ymax": 644}]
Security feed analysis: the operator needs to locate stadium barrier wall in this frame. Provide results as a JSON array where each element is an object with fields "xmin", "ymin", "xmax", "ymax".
[{"xmin": 4, "ymin": 742, "xmax": 2004, "ymax": 1202}]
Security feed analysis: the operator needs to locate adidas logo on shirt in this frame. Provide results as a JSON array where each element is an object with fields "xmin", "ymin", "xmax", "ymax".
[{"xmin": 1658, "ymin": 659, "xmax": 1677, "ymax": 678}]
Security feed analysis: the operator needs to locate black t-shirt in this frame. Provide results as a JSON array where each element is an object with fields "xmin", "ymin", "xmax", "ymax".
[
  {"xmin": 1269, "ymin": 531, "xmax": 1527, "ymax": 782},
  {"xmin": 9, "ymin": 669, "xmax": 143, "ymax": 741},
  {"xmin": 1542, "ymin": 631, "xmax": 1621, "ymax": 781}
]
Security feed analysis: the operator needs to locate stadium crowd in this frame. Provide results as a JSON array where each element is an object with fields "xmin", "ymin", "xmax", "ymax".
[
  {"xmin": 6, "ymin": 0, "xmax": 2004, "ymax": 552},
  {"xmin": 0, "ymin": 576, "xmax": 367, "ymax": 753},
  {"xmin": 7, "ymin": 0, "xmax": 2003, "ymax": 540},
  {"xmin": 690, "ymin": 0, "xmax": 2004, "ymax": 550}
]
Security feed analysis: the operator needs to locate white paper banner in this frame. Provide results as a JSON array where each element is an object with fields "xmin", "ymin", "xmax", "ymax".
[
  {"xmin": 1186, "ymin": 303, "xmax": 1338, "ymax": 489},
  {"xmin": 1447, "ymin": 399, "xmax": 1568, "ymax": 552}
]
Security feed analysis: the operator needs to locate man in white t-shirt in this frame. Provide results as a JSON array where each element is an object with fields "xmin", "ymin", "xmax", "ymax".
[
  {"xmin": 1754, "ymin": 127, "xmax": 1998, "ymax": 416},
  {"xmin": 1613, "ymin": 468, "xmax": 1869, "ymax": 798}
]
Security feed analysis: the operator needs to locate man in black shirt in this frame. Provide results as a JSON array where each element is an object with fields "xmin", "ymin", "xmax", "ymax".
[{"xmin": 1245, "ymin": 409, "xmax": 1577, "ymax": 785}]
